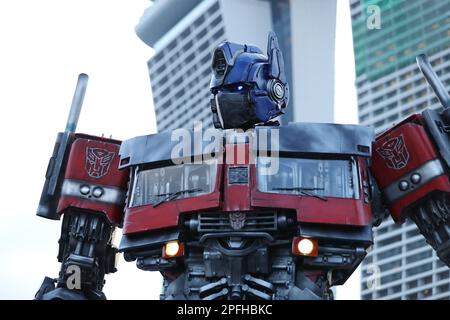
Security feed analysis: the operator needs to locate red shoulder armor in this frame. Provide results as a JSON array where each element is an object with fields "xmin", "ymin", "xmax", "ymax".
[
  {"xmin": 57, "ymin": 133, "xmax": 129, "ymax": 225},
  {"xmin": 371, "ymin": 114, "xmax": 450, "ymax": 222}
]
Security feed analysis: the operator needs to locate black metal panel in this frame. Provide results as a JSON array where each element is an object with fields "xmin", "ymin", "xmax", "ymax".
[
  {"xmin": 119, "ymin": 229, "xmax": 180, "ymax": 252},
  {"xmin": 298, "ymin": 223, "xmax": 373, "ymax": 244},
  {"xmin": 118, "ymin": 129, "xmax": 223, "ymax": 169},
  {"xmin": 422, "ymin": 108, "xmax": 450, "ymax": 169},
  {"xmin": 198, "ymin": 212, "xmax": 277, "ymax": 233},
  {"xmin": 254, "ymin": 123, "xmax": 374, "ymax": 157},
  {"xmin": 228, "ymin": 166, "xmax": 249, "ymax": 184},
  {"xmin": 120, "ymin": 122, "xmax": 374, "ymax": 169}
]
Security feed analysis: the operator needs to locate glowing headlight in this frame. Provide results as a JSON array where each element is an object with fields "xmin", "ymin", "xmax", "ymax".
[
  {"xmin": 298, "ymin": 238, "xmax": 314, "ymax": 255},
  {"xmin": 292, "ymin": 237, "xmax": 318, "ymax": 257},
  {"xmin": 162, "ymin": 240, "xmax": 184, "ymax": 258}
]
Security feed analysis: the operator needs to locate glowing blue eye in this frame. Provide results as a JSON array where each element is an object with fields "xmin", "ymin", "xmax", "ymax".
[{"xmin": 236, "ymin": 85, "xmax": 243, "ymax": 91}]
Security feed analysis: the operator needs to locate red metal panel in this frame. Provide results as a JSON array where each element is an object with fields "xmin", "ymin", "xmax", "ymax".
[
  {"xmin": 63, "ymin": 134, "xmax": 127, "ymax": 186},
  {"xmin": 372, "ymin": 116, "xmax": 437, "ymax": 187},
  {"xmin": 57, "ymin": 134, "xmax": 129, "ymax": 224},
  {"xmin": 371, "ymin": 115, "xmax": 450, "ymax": 222},
  {"xmin": 58, "ymin": 196, "xmax": 123, "ymax": 223},
  {"xmin": 223, "ymin": 143, "xmax": 251, "ymax": 212},
  {"xmin": 123, "ymin": 192, "xmax": 221, "ymax": 234},
  {"xmin": 389, "ymin": 175, "xmax": 450, "ymax": 222},
  {"xmin": 250, "ymin": 161, "xmax": 372, "ymax": 226},
  {"xmin": 122, "ymin": 164, "xmax": 223, "ymax": 234}
]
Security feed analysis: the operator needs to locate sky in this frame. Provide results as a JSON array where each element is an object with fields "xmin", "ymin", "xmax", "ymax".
[{"xmin": 0, "ymin": 0, "xmax": 360, "ymax": 300}]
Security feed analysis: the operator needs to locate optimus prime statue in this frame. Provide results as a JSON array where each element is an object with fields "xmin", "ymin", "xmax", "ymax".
[{"xmin": 35, "ymin": 32, "xmax": 450, "ymax": 300}]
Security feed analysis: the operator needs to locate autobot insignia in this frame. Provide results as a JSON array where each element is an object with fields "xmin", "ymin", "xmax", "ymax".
[
  {"xmin": 85, "ymin": 147, "xmax": 115, "ymax": 178},
  {"xmin": 229, "ymin": 212, "xmax": 246, "ymax": 230},
  {"xmin": 376, "ymin": 135, "xmax": 410, "ymax": 170}
]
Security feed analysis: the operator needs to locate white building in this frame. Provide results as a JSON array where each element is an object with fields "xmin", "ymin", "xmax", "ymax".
[{"xmin": 135, "ymin": 0, "xmax": 337, "ymax": 132}]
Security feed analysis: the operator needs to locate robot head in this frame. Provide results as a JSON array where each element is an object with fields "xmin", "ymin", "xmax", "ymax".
[{"xmin": 210, "ymin": 32, "xmax": 289, "ymax": 129}]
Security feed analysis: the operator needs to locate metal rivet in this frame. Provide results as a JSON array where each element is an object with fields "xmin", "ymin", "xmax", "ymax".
[
  {"xmin": 92, "ymin": 187, "xmax": 104, "ymax": 198},
  {"xmin": 274, "ymin": 83, "xmax": 284, "ymax": 98},
  {"xmin": 411, "ymin": 173, "xmax": 421, "ymax": 184},
  {"xmin": 80, "ymin": 185, "xmax": 90, "ymax": 195},
  {"xmin": 399, "ymin": 180, "xmax": 409, "ymax": 191}
]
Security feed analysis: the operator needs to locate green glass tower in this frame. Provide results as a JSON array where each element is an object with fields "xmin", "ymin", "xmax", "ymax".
[{"xmin": 353, "ymin": 0, "xmax": 448, "ymax": 83}]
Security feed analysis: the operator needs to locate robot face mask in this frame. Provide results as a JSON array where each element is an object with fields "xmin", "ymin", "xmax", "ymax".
[
  {"xmin": 210, "ymin": 32, "xmax": 289, "ymax": 130},
  {"xmin": 212, "ymin": 85, "xmax": 257, "ymax": 129}
]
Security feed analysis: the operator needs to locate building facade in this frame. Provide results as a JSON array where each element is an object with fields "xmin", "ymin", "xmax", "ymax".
[
  {"xmin": 350, "ymin": 0, "xmax": 450, "ymax": 299},
  {"xmin": 135, "ymin": 0, "xmax": 337, "ymax": 132}
]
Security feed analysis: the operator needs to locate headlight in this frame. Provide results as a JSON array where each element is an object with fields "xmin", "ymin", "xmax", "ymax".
[
  {"xmin": 292, "ymin": 237, "xmax": 318, "ymax": 257},
  {"xmin": 162, "ymin": 240, "xmax": 184, "ymax": 259}
]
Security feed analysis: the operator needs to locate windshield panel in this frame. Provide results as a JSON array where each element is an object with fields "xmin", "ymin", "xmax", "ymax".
[
  {"xmin": 131, "ymin": 161, "xmax": 217, "ymax": 207},
  {"xmin": 257, "ymin": 156, "xmax": 359, "ymax": 199}
]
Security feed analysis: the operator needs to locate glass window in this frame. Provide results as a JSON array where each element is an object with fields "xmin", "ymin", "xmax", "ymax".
[
  {"xmin": 381, "ymin": 272, "xmax": 401, "ymax": 285},
  {"xmin": 378, "ymin": 247, "xmax": 401, "ymax": 260},
  {"xmin": 377, "ymin": 288, "xmax": 388, "ymax": 297},
  {"xmin": 391, "ymin": 285, "xmax": 401, "ymax": 294},
  {"xmin": 406, "ymin": 263, "xmax": 432, "ymax": 277},
  {"xmin": 406, "ymin": 292, "xmax": 418, "ymax": 300},
  {"xmin": 406, "ymin": 238, "xmax": 426, "ymax": 250},
  {"xmin": 130, "ymin": 161, "xmax": 217, "ymax": 207},
  {"xmin": 380, "ymin": 260, "xmax": 402, "ymax": 272},
  {"xmin": 257, "ymin": 156, "xmax": 359, "ymax": 199},
  {"xmin": 406, "ymin": 250, "xmax": 432, "ymax": 264},
  {"xmin": 437, "ymin": 284, "xmax": 449, "ymax": 293},
  {"xmin": 437, "ymin": 271, "xmax": 449, "ymax": 280},
  {"xmin": 379, "ymin": 234, "xmax": 401, "ymax": 247}
]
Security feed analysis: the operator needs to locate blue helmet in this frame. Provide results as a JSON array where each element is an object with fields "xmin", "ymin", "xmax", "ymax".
[{"xmin": 210, "ymin": 32, "xmax": 289, "ymax": 129}]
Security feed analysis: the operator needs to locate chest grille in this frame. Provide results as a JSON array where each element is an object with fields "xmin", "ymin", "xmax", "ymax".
[{"xmin": 198, "ymin": 211, "xmax": 277, "ymax": 233}]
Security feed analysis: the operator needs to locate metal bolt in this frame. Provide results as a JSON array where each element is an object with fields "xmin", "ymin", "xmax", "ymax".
[
  {"xmin": 80, "ymin": 185, "xmax": 90, "ymax": 195},
  {"xmin": 399, "ymin": 180, "xmax": 409, "ymax": 191},
  {"xmin": 411, "ymin": 173, "xmax": 421, "ymax": 184},
  {"xmin": 274, "ymin": 83, "xmax": 284, "ymax": 98},
  {"xmin": 92, "ymin": 186, "xmax": 104, "ymax": 198}
]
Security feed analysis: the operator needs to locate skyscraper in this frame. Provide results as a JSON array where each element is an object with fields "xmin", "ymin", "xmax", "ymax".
[
  {"xmin": 135, "ymin": 0, "xmax": 337, "ymax": 132},
  {"xmin": 350, "ymin": 0, "xmax": 450, "ymax": 299}
]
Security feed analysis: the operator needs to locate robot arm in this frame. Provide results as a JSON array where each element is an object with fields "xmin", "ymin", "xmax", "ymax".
[
  {"xmin": 35, "ymin": 75, "xmax": 129, "ymax": 300},
  {"xmin": 370, "ymin": 54, "xmax": 450, "ymax": 267}
]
